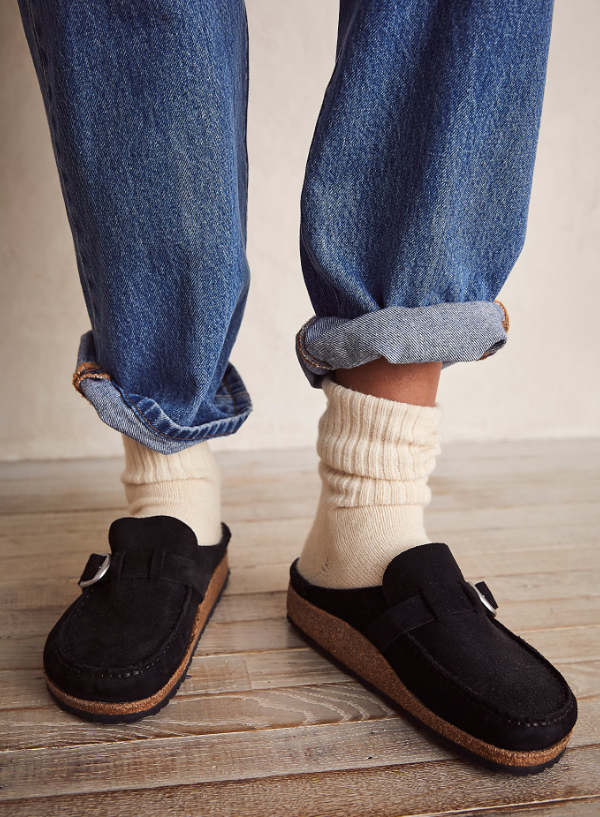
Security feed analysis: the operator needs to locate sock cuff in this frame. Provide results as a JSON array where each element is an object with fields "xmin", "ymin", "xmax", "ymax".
[
  {"xmin": 318, "ymin": 377, "xmax": 441, "ymax": 483},
  {"xmin": 121, "ymin": 435, "xmax": 219, "ymax": 486}
]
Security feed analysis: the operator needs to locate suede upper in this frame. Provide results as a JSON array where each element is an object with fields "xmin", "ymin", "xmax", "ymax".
[
  {"xmin": 44, "ymin": 516, "xmax": 229, "ymax": 702},
  {"xmin": 290, "ymin": 542, "xmax": 577, "ymax": 752}
]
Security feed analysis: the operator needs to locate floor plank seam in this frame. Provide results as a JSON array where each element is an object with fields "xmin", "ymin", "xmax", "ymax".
[
  {"xmin": 417, "ymin": 793, "xmax": 600, "ymax": 817},
  {"xmin": 1, "ymin": 745, "xmax": 597, "ymax": 806}
]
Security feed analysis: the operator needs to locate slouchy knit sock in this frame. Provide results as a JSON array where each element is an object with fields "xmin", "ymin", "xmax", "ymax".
[
  {"xmin": 297, "ymin": 377, "xmax": 441, "ymax": 588},
  {"xmin": 120, "ymin": 435, "xmax": 222, "ymax": 546}
]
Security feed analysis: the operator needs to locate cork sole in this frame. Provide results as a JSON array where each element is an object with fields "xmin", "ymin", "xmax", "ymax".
[
  {"xmin": 46, "ymin": 554, "xmax": 229, "ymax": 723},
  {"xmin": 287, "ymin": 585, "xmax": 571, "ymax": 773}
]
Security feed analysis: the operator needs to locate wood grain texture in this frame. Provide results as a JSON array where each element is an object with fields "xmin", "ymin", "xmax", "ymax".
[
  {"xmin": 0, "ymin": 747, "xmax": 598, "ymax": 817},
  {"xmin": 0, "ymin": 442, "xmax": 598, "ymax": 815},
  {"xmin": 2, "ymin": 694, "xmax": 599, "ymax": 802},
  {"xmin": 2, "ymin": 662, "xmax": 599, "ymax": 753},
  {"xmin": 3, "ymin": 651, "xmax": 599, "ymax": 717},
  {"xmin": 2, "ymin": 608, "xmax": 598, "ymax": 673},
  {"xmin": 449, "ymin": 798, "xmax": 600, "ymax": 817}
]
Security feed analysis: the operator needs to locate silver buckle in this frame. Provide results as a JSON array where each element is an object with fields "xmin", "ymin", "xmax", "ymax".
[
  {"xmin": 470, "ymin": 582, "xmax": 496, "ymax": 616},
  {"xmin": 79, "ymin": 554, "xmax": 111, "ymax": 588}
]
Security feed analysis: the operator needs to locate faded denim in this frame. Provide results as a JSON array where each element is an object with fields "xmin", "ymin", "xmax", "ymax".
[
  {"xmin": 298, "ymin": 0, "xmax": 552, "ymax": 384},
  {"xmin": 18, "ymin": 0, "xmax": 553, "ymax": 451}
]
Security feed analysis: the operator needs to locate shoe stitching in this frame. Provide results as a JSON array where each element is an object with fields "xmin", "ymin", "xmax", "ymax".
[
  {"xmin": 56, "ymin": 583, "xmax": 195, "ymax": 679},
  {"xmin": 292, "ymin": 568, "xmax": 574, "ymax": 730},
  {"xmin": 398, "ymin": 624, "xmax": 574, "ymax": 728}
]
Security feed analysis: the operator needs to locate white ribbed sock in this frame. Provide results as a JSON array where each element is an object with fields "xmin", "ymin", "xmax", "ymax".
[
  {"xmin": 120, "ymin": 435, "xmax": 222, "ymax": 546},
  {"xmin": 297, "ymin": 377, "xmax": 441, "ymax": 588}
]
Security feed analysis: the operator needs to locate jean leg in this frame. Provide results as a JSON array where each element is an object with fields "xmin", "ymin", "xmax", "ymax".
[
  {"xmin": 297, "ymin": 0, "xmax": 553, "ymax": 384},
  {"xmin": 18, "ymin": 0, "xmax": 251, "ymax": 451}
]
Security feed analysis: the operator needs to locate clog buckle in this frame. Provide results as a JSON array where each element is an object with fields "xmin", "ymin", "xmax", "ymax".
[{"xmin": 79, "ymin": 554, "xmax": 111, "ymax": 588}]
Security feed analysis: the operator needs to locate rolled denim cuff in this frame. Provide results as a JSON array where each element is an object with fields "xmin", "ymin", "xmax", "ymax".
[
  {"xmin": 72, "ymin": 332, "xmax": 252, "ymax": 453},
  {"xmin": 296, "ymin": 300, "xmax": 509, "ymax": 386}
]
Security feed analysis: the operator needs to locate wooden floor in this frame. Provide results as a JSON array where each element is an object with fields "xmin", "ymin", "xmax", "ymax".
[{"xmin": 0, "ymin": 440, "xmax": 599, "ymax": 817}]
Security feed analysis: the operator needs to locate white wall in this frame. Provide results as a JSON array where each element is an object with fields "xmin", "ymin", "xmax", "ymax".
[{"xmin": 1, "ymin": 1, "xmax": 599, "ymax": 461}]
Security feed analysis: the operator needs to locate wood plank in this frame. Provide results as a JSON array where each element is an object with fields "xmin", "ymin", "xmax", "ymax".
[
  {"xmin": 446, "ymin": 797, "xmax": 600, "ymax": 816},
  {"xmin": 0, "ymin": 681, "xmax": 395, "ymax": 751},
  {"xmin": 8, "ymin": 573, "xmax": 600, "ymax": 630},
  {"xmin": 1, "ymin": 538, "xmax": 598, "ymax": 596},
  {"xmin": 4, "ymin": 538, "xmax": 597, "ymax": 588},
  {"xmin": 0, "ymin": 745, "xmax": 598, "ymax": 816},
  {"xmin": 1, "ymin": 491, "xmax": 598, "ymax": 528},
  {"xmin": 2, "ymin": 595, "xmax": 599, "ymax": 672},
  {"xmin": 0, "ymin": 720, "xmax": 448, "ymax": 799},
  {"xmin": 3, "ymin": 615, "xmax": 599, "ymax": 706},
  {"xmin": 3, "ymin": 575, "xmax": 600, "ymax": 631},
  {"xmin": 2, "ymin": 517, "xmax": 598, "ymax": 580},
  {"xmin": 2, "ymin": 602, "xmax": 599, "ymax": 673},
  {"xmin": 223, "ymin": 565, "xmax": 600, "ymax": 599},
  {"xmin": 1, "ymin": 442, "xmax": 599, "ymax": 517},
  {"xmin": 1, "ymin": 438, "xmax": 597, "ymax": 487},
  {"xmin": 0, "ymin": 646, "xmax": 343, "ymax": 709},
  {"xmin": 2, "ymin": 508, "xmax": 599, "ymax": 560},
  {"xmin": 1, "ymin": 692, "xmax": 599, "ymax": 802},
  {"xmin": 4, "ymin": 642, "xmax": 598, "ymax": 714},
  {"xmin": 1, "ymin": 658, "xmax": 598, "ymax": 752}
]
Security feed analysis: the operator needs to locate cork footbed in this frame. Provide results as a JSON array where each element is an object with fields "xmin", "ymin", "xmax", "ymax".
[
  {"xmin": 287, "ymin": 585, "xmax": 572, "ymax": 770},
  {"xmin": 46, "ymin": 554, "xmax": 229, "ymax": 717}
]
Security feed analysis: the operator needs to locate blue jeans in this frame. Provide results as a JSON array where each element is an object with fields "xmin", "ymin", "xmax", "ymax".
[{"xmin": 18, "ymin": 0, "xmax": 553, "ymax": 452}]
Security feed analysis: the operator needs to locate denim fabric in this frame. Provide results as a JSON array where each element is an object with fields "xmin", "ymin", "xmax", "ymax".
[
  {"xmin": 18, "ymin": 0, "xmax": 553, "ymax": 450},
  {"xmin": 73, "ymin": 332, "xmax": 251, "ymax": 453},
  {"xmin": 298, "ymin": 301, "xmax": 509, "ymax": 386},
  {"xmin": 18, "ymin": 0, "xmax": 252, "ymax": 450},
  {"xmin": 298, "ymin": 0, "xmax": 553, "ymax": 382}
]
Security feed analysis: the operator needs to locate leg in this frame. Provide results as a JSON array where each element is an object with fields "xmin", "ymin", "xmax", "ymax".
[
  {"xmin": 18, "ymin": 0, "xmax": 251, "ymax": 541},
  {"xmin": 335, "ymin": 360, "xmax": 442, "ymax": 406},
  {"xmin": 297, "ymin": 0, "xmax": 544, "ymax": 380},
  {"xmin": 18, "ymin": 0, "xmax": 248, "ymax": 721},
  {"xmin": 289, "ymin": 0, "xmax": 576, "ymax": 775},
  {"xmin": 18, "ymin": 0, "xmax": 251, "ymax": 452},
  {"xmin": 297, "ymin": 0, "xmax": 553, "ymax": 587}
]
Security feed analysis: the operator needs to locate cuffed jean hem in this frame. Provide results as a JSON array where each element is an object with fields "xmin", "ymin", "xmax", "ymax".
[
  {"xmin": 72, "ymin": 332, "xmax": 252, "ymax": 453},
  {"xmin": 296, "ymin": 300, "xmax": 509, "ymax": 387}
]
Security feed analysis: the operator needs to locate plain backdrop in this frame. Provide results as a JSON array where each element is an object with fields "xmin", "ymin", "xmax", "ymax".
[{"xmin": 1, "ymin": 1, "xmax": 599, "ymax": 461}]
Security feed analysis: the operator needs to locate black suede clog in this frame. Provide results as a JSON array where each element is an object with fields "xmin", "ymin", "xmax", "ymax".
[
  {"xmin": 287, "ymin": 543, "xmax": 577, "ymax": 774},
  {"xmin": 44, "ymin": 515, "xmax": 230, "ymax": 722}
]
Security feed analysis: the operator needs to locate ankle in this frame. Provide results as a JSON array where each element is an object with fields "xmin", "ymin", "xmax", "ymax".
[
  {"xmin": 120, "ymin": 436, "xmax": 222, "ymax": 546},
  {"xmin": 299, "ymin": 504, "xmax": 428, "ymax": 587},
  {"xmin": 298, "ymin": 377, "xmax": 441, "ymax": 588}
]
